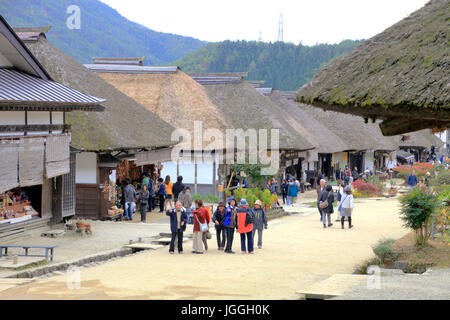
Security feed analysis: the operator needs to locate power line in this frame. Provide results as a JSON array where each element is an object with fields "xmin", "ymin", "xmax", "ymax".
[{"xmin": 277, "ymin": 12, "xmax": 284, "ymax": 42}]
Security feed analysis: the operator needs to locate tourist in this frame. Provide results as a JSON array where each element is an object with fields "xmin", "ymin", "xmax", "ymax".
[
  {"xmin": 281, "ymin": 179, "xmax": 288, "ymax": 205},
  {"xmin": 317, "ymin": 170, "xmax": 323, "ymax": 183},
  {"xmin": 336, "ymin": 182, "xmax": 345, "ymax": 222},
  {"xmin": 156, "ymin": 177, "xmax": 166, "ymax": 212},
  {"xmin": 148, "ymin": 177, "xmax": 155, "ymax": 212},
  {"xmin": 288, "ymin": 178, "xmax": 299, "ymax": 206},
  {"xmin": 137, "ymin": 184, "xmax": 150, "ymax": 223},
  {"xmin": 417, "ymin": 179, "xmax": 426, "ymax": 189},
  {"xmin": 166, "ymin": 201, "xmax": 187, "ymax": 254},
  {"xmin": 319, "ymin": 184, "xmax": 334, "ymax": 228},
  {"xmin": 123, "ymin": 179, "xmax": 136, "ymax": 221},
  {"xmin": 300, "ymin": 171, "xmax": 306, "ymax": 193},
  {"xmin": 352, "ymin": 167, "xmax": 359, "ymax": 181},
  {"xmin": 212, "ymin": 202, "xmax": 227, "ymax": 250},
  {"xmin": 424, "ymin": 171, "xmax": 432, "ymax": 187},
  {"xmin": 201, "ymin": 203, "xmax": 211, "ymax": 252},
  {"xmin": 339, "ymin": 186, "xmax": 354, "ymax": 229},
  {"xmin": 192, "ymin": 199, "xmax": 208, "ymax": 254},
  {"xmin": 252, "ymin": 200, "xmax": 268, "ymax": 249},
  {"xmin": 407, "ymin": 170, "xmax": 418, "ymax": 189},
  {"xmin": 316, "ymin": 179, "xmax": 326, "ymax": 220},
  {"xmin": 336, "ymin": 168, "xmax": 345, "ymax": 181},
  {"xmin": 178, "ymin": 186, "xmax": 193, "ymax": 222},
  {"xmin": 172, "ymin": 175, "xmax": 185, "ymax": 202},
  {"xmin": 345, "ymin": 166, "xmax": 351, "ymax": 185},
  {"xmin": 270, "ymin": 178, "xmax": 280, "ymax": 206},
  {"xmin": 142, "ymin": 172, "xmax": 150, "ymax": 190},
  {"xmin": 224, "ymin": 197, "xmax": 237, "ymax": 254},
  {"xmin": 236, "ymin": 199, "xmax": 255, "ymax": 254},
  {"xmin": 164, "ymin": 175, "xmax": 174, "ymax": 211},
  {"xmin": 243, "ymin": 177, "xmax": 249, "ymax": 189}
]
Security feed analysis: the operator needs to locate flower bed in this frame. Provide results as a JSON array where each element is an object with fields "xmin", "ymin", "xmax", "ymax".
[
  {"xmin": 393, "ymin": 162, "xmax": 434, "ymax": 180},
  {"xmin": 351, "ymin": 180, "xmax": 379, "ymax": 198}
]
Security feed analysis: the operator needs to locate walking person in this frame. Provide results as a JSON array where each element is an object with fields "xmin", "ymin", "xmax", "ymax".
[
  {"xmin": 316, "ymin": 179, "xmax": 326, "ymax": 220},
  {"xmin": 236, "ymin": 199, "xmax": 254, "ymax": 254},
  {"xmin": 288, "ymin": 178, "xmax": 299, "ymax": 206},
  {"xmin": 212, "ymin": 202, "xmax": 227, "ymax": 250},
  {"xmin": 300, "ymin": 171, "xmax": 306, "ymax": 193},
  {"xmin": 178, "ymin": 186, "xmax": 193, "ymax": 222},
  {"xmin": 166, "ymin": 201, "xmax": 187, "ymax": 254},
  {"xmin": 137, "ymin": 184, "xmax": 150, "ymax": 223},
  {"xmin": 336, "ymin": 182, "xmax": 344, "ymax": 222},
  {"xmin": 172, "ymin": 176, "xmax": 185, "ymax": 202},
  {"xmin": 164, "ymin": 175, "xmax": 174, "ymax": 211},
  {"xmin": 407, "ymin": 169, "xmax": 418, "ymax": 189},
  {"xmin": 252, "ymin": 200, "xmax": 268, "ymax": 249},
  {"xmin": 147, "ymin": 177, "xmax": 155, "ymax": 212},
  {"xmin": 352, "ymin": 166, "xmax": 359, "ymax": 181},
  {"xmin": 319, "ymin": 184, "xmax": 334, "ymax": 228},
  {"xmin": 281, "ymin": 179, "xmax": 288, "ymax": 205},
  {"xmin": 270, "ymin": 178, "xmax": 279, "ymax": 206},
  {"xmin": 156, "ymin": 177, "xmax": 166, "ymax": 212},
  {"xmin": 339, "ymin": 186, "xmax": 354, "ymax": 229},
  {"xmin": 123, "ymin": 179, "xmax": 136, "ymax": 221},
  {"xmin": 192, "ymin": 199, "xmax": 208, "ymax": 254},
  {"xmin": 224, "ymin": 198, "xmax": 237, "ymax": 254}
]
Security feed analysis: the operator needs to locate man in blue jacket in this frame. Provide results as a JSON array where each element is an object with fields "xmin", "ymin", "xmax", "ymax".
[
  {"xmin": 166, "ymin": 201, "xmax": 187, "ymax": 254},
  {"xmin": 407, "ymin": 170, "xmax": 418, "ymax": 189}
]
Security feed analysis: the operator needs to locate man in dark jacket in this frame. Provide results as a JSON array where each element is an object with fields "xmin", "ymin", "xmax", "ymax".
[
  {"xmin": 319, "ymin": 185, "xmax": 334, "ymax": 228},
  {"xmin": 212, "ymin": 202, "xmax": 227, "ymax": 250},
  {"xmin": 166, "ymin": 201, "xmax": 187, "ymax": 254},
  {"xmin": 316, "ymin": 179, "xmax": 326, "ymax": 220},
  {"xmin": 123, "ymin": 179, "xmax": 136, "ymax": 221},
  {"xmin": 173, "ymin": 176, "xmax": 185, "ymax": 201},
  {"xmin": 252, "ymin": 200, "xmax": 268, "ymax": 249}
]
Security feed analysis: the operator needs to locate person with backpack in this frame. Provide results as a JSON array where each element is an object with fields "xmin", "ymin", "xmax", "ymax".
[
  {"xmin": 339, "ymin": 186, "xmax": 354, "ymax": 229},
  {"xmin": 319, "ymin": 184, "xmax": 335, "ymax": 228},
  {"xmin": 287, "ymin": 178, "xmax": 299, "ymax": 206},
  {"xmin": 236, "ymin": 199, "xmax": 255, "ymax": 254},
  {"xmin": 156, "ymin": 177, "xmax": 166, "ymax": 212},
  {"xmin": 137, "ymin": 184, "xmax": 150, "ymax": 223},
  {"xmin": 212, "ymin": 202, "xmax": 227, "ymax": 250},
  {"xmin": 224, "ymin": 197, "xmax": 237, "ymax": 254},
  {"xmin": 166, "ymin": 201, "xmax": 187, "ymax": 254},
  {"xmin": 172, "ymin": 176, "xmax": 185, "ymax": 202},
  {"xmin": 252, "ymin": 200, "xmax": 268, "ymax": 249},
  {"xmin": 192, "ymin": 199, "xmax": 208, "ymax": 254}
]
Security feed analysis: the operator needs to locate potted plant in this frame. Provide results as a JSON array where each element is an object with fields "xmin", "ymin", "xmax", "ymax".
[{"xmin": 76, "ymin": 219, "xmax": 85, "ymax": 229}]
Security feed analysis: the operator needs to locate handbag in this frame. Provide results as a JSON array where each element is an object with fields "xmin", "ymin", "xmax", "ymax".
[
  {"xmin": 195, "ymin": 212, "xmax": 209, "ymax": 232},
  {"xmin": 205, "ymin": 230, "xmax": 212, "ymax": 239},
  {"xmin": 319, "ymin": 192, "xmax": 331, "ymax": 209}
]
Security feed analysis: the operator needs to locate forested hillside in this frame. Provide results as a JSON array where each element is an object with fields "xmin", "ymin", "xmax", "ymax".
[
  {"xmin": 0, "ymin": 0, "xmax": 206, "ymax": 65},
  {"xmin": 175, "ymin": 40, "xmax": 362, "ymax": 90}
]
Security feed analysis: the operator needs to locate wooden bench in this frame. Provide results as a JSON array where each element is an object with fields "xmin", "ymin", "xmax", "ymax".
[
  {"xmin": 101, "ymin": 212, "xmax": 123, "ymax": 222},
  {"xmin": 0, "ymin": 245, "xmax": 57, "ymax": 262}
]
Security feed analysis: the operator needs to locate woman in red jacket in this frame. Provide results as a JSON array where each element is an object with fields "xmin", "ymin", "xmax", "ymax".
[{"xmin": 192, "ymin": 199, "xmax": 208, "ymax": 254}]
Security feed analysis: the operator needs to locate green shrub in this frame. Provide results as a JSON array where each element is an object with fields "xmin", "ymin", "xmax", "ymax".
[
  {"xmin": 372, "ymin": 238, "xmax": 398, "ymax": 262},
  {"xmin": 431, "ymin": 170, "xmax": 450, "ymax": 187},
  {"xmin": 205, "ymin": 194, "xmax": 219, "ymax": 203},
  {"xmin": 399, "ymin": 187, "xmax": 439, "ymax": 246},
  {"xmin": 192, "ymin": 193, "xmax": 202, "ymax": 201}
]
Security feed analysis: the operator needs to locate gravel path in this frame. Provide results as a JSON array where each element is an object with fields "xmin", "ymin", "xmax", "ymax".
[{"xmin": 330, "ymin": 268, "xmax": 450, "ymax": 300}]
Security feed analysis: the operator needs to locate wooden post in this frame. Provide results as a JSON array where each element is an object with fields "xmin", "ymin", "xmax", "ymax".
[
  {"xmin": 212, "ymin": 160, "xmax": 216, "ymax": 197},
  {"xmin": 194, "ymin": 160, "xmax": 198, "ymax": 195},
  {"xmin": 176, "ymin": 160, "xmax": 180, "ymax": 177}
]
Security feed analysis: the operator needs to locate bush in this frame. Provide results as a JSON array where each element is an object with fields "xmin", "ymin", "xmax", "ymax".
[
  {"xmin": 372, "ymin": 238, "xmax": 398, "ymax": 262},
  {"xmin": 399, "ymin": 187, "xmax": 439, "ymax": 246},
  {"xmin": 431, "ymin": 170, "xmax": 450, "ymax": 187},
  {"xmin": 352, "ymin": 180, "xmax": 379, "ymax": 197}
]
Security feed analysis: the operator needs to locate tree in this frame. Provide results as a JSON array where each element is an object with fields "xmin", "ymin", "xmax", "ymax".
[{"xmin": 399, "ymin": 187, "xmax": 439, "ymax": 246}]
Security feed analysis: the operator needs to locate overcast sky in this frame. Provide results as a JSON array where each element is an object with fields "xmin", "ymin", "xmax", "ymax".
[{"xmin": 100, "ymin": 0, "xmax": 428, "ymax": 45}]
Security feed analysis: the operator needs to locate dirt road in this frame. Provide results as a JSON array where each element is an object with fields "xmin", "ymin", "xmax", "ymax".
[{"xmin": 0, "ymin": 197, "xmax": 408, "ymax": 300}]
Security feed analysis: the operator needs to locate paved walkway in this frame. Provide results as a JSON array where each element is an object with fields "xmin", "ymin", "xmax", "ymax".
[{"xmin": 0, "ymin": 197, "xmax": 412, "ymax": 299}]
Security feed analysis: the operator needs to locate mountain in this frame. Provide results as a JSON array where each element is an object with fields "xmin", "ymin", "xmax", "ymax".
[
  {"xmin": 175, "ymin": 40, "xmax": 362, "ymax": 91},
  {"xmin": 0, "ymin": 0, "xmax": 206, "ymax": 65}
]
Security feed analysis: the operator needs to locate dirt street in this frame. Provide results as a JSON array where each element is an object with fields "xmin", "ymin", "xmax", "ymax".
[{"xmin": 0, "ymin": 197, "xmax": 408, "ymax": 300}]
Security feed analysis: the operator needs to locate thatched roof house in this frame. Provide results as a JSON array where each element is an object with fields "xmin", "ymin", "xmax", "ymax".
[
  {"xmin": 85, "ymin": 62, "xmax": 231, "ymax": 149},
  {"xmin": 16, "ymin": 29, "xmax": 175, "ymax": 152},
  {"xmin": 190, "ymin": 73, "xmax": 316, "ymax": 152},
  {"xmin": 296, "ymin": 0, "xmax": 450, "ymax": 136}
]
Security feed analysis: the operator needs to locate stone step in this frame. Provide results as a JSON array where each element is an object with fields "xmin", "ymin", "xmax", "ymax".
[
  {"xmin": 296, "ymin": 274, "xmax": 369, "ymax": 299},
  {"xmin": 123, "ymin": 243, "xmax": 164, "ymax": 250}
]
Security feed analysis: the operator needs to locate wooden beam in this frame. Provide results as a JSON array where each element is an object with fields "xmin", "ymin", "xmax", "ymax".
[
  {"xmin": 380, "ymin": 118, "xmax": 450, "ymax": 136},
  {"xmin": 0, "ymin": 124, "xmax": 70, "ymax": 133}
]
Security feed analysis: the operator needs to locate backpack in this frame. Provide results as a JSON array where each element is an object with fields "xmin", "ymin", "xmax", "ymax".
[
  {"xmin": 244, "ymin": 209, "xmax": 255, "ymax": 225},
  {"xmin": 319, "ymin": 192, "xmax": 331, "ymax": 209}
]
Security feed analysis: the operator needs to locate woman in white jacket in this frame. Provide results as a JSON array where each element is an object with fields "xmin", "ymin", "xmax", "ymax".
[{"xmin": 339, "ymin": 186, "xmax": 354, "ymax": 229}]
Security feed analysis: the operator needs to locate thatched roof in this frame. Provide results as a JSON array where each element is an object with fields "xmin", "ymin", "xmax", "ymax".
[
  {"xmin": 268, "ymin": 91, "xmax": 349, "ymax": 153},
  {"xmin": 21, "ymin": 33, "xmax": 175, "ymax": 152},
  {"xmin": 395, "ymin": 129, "xmax": 444, "ymax": 149},
  {"xmin": 91, "ymin": 67, "xmax": 232, "ymax": 148},
  {"xmin": 191, "ymin": 75, "xmax": 316, "ymax": 151},
  {"xmin": 296, "ymin": 0, "xmax": 450, "ymax": 136}
]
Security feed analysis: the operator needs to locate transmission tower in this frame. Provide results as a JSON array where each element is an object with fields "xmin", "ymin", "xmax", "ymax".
[{"xmin": 277, "ymin": 12, "xmax": 284, "ymax": 42}]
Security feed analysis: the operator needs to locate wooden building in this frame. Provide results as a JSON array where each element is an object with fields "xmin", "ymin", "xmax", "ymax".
[
  {"xmin": 0, "ymin": 16, "xmax": 105, "ymax": 239},
  {"xmin": 15, "ymin": 30, "xmax": 176, "ymax": 220}
]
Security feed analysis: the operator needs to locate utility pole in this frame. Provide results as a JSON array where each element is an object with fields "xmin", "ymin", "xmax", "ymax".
[{"xmin": 277, "ymin": 12, "xmax": 284, "ymax": 42}]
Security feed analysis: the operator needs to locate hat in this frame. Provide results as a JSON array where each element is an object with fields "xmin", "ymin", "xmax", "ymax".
[
  {"xmin": 344, "ymin": 186, "xmax": 352, "ymax": 192},
  {"xmin": 239, "ymin": 198, "xmax": 249, "ymax": 206},
  {"xmin": 255, "ymin": 200, "xmax": 262, "ymax": 206},
  {"xmin": 227, "ymin": 196, "xmax": 235, "ymax": 204},
  {"xmin": 218, "ymin": 202, "xmax": 225, "ymax": 207}
]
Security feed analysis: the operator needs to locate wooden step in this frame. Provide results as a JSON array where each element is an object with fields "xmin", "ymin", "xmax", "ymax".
[{"xmin": 296, "ymin": 274, "xmax": 369, "ymax": 299}]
